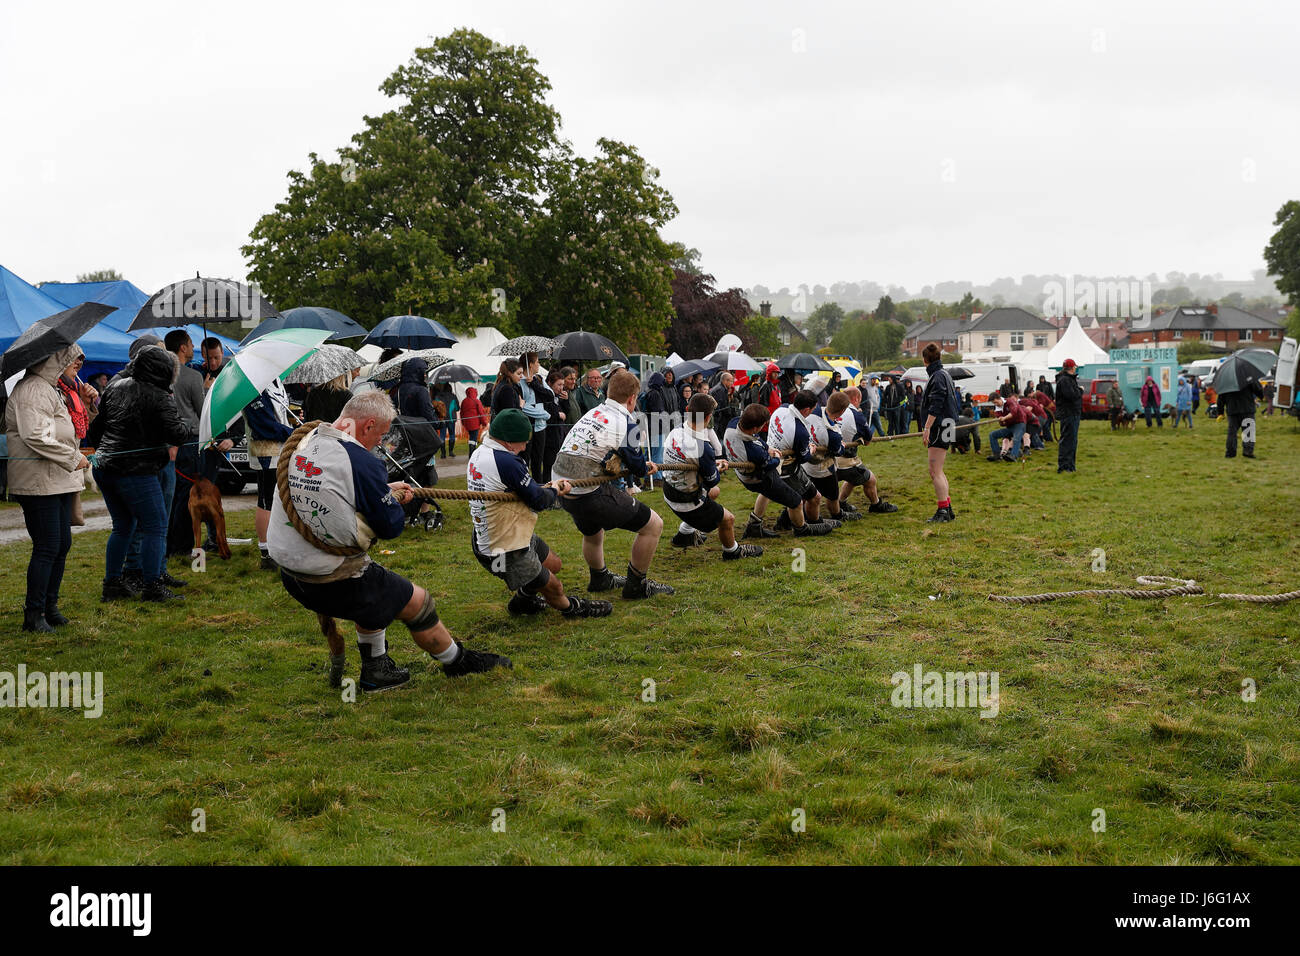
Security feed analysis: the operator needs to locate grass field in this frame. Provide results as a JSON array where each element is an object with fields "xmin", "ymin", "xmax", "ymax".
[{"xmin": 1, "ymin": 415, "xmax": 1298, "ymax": 864}]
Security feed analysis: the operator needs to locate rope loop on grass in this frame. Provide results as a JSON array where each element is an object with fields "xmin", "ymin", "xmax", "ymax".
[{"xmin": 989, "ymin": 576, "xmax": 1203, "ymax": 603}]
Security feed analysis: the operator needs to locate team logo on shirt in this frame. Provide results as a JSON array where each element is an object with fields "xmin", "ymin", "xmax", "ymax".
[
  {"xmin": 294, "ymin": 455, "xmax": 322, "ymax": 478},
  {"xmin": 468, "ymin": 462, "xmax": 483, "ymax": 480}
]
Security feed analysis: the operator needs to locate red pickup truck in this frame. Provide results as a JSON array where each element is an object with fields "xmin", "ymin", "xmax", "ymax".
[{"xmin": 1080, "ymin": 379, "xmax": 1120, "ymax": 419}]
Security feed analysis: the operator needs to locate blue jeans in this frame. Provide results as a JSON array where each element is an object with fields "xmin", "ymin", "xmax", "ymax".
[
  {"xmin": 127, "ymin": 462, "xmax": 173, "ymax": 571},
  {"xmin": 990, "ymin": 422, "xmax": 1026, "ymax": 459},
  {"xmin": 869, "ymin": 410, "xmax": 885, "ymax": 437},
  {"xmin": 1143, "ymin": 402, "xmax": 1162, "ymax": 427},
  {"xmin": 15, "ymin": 492, "xmax": 75, "ymax": 613},
  {"xmin": 97, "ymin": 468, "xmax": 168, "ymax": 584},
  {"xmin": 1173, "ymin": 408, "xmax": 1193, "ymax": 428}
]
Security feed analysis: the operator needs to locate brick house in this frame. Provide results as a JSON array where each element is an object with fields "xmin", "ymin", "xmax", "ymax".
[
  {"xmin": 956, "ymin": 307, "xmax": 1059, "ymax": 354},
  {"xmin": 1126, "ymin": 305, "xmax": 1284, "ymax": 348}
]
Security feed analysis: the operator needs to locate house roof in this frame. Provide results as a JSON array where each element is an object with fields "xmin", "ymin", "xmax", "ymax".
[
  {"xmin": 778, "ymin": 316, "xmax": 806, "ymax": 339},
  {"xmin": 913, "ymin": 318, "xmax": 965, "ymax": 341},
  {"xmin": 903, "ymin": 319, "xmax": 932, "ymax": 339},
  {"xmin": 964, "ymin": 307, "xmax": 1055, "ymax": 333},
  {"xmin": 1138, "ymin": 305, "xmax": 1282, "ymax": 332}
]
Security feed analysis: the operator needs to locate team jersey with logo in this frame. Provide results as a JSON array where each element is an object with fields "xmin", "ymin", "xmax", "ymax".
[
  {"xmin": 267, "ymin": 423, "xmax": 405, "ymax": 577},
  {"xmin": 767, "ymin": 405, "xmax": 811, "ymax": 466},
  {"xmin": 467, "ymin": 438, "xmax": 556, "ymax": 553},
  {"xmin": 552, "ymin": 398, "xmax": 647, "ymax": 495},
  {"xmin": 839, "ymin": 404, "xmax": 870, "ymax": 446},
  {"xmin": 802, "ymin": 408, "xmax": 843, "ymax": 479},
  {"xmin": 662, "ymin": 425, "xmax": 722, "ymax": 511},
  {"xmin": 723, "ymin": 418, "xmax": 779, "ymax": 487}
]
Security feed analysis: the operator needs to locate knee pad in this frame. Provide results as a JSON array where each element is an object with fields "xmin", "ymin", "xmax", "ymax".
[{"xmin": 405, "ymin": 590, "xmax": 439, "ymax": 631}]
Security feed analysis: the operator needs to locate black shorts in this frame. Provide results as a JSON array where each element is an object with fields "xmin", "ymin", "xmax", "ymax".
[
  {"xmin": 281, "ymin": 562, "xmax": 417, "ymax": 632},
  {"xmin": 472, "ymin": 533, "xmax": 552, "ymax": 593},
  {"xmin": 809, "ymin": 472, "xmax": 839, "ymax": 502},
  {"xmin": 778, "ymin": 466, "xmax": 819, "ymax": 502},
  {"xmin": 837, "ymin": 463, "xmax": 871, "ymax": 486},
  {"xmin": 560, "ymin": 482, "xmax": 654, "ymax": 536},
  {"xmin": 255, "ymin": 465, "xmax": 276, "ymax": 510},
  {"xmin": 669, "ymin": 496, "xmax": 725, "ymax": 533},
  {"xmin": 927, "ymin": 422, "xmax": 953, "ymax": 452},
  {"xmin": 741, "ymin": 470, "xmax": 803, "ymax": 510}
]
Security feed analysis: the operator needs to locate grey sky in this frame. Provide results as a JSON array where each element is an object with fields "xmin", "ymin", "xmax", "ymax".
[{"xmin": 2, "ymin": 0, "xmax": 1296, "ymax": 299}]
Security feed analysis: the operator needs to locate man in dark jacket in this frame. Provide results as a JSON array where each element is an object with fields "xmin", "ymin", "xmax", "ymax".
[
  {"xmin": 1222, "ymin": 380, "xmax": 1264, "ymax": 459},
  {"xmin": 1054, "ymin": 359, "xmax": 1083, "ymax": 473}
]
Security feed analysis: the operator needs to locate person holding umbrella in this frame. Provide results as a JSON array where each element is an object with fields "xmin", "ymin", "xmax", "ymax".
[
  {"xmin": 1223, "ymin": 380, "xmax": 1264, "ymax": 459},
  {"xmin": 87, "ymin": 346, "xmax": 193, "ymax": 602},
  {"xmin": 4, "ymin": 344, "xmax": 93, "ymax": 630}
]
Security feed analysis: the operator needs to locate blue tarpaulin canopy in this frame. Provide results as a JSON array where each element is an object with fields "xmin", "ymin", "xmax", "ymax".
[
  {"xmin": 40, "ymin": 279, "xmax": 241, "ymax": 358},
  {"xmin": 1, "ymin": 266, "xmax": 140, "ymax": 377}
]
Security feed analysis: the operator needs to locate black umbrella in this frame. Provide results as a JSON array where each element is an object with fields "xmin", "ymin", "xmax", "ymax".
[
  {"xmin": 428, "ymin": 362, "xmax": 483, "ymax": 384},
  {"xmin": 1, "ymin": 302, "xmax": 116, "ymax": 381},
  {"xmin": 553, "ymin": 331, "xmax": 629, "ymax": 366},
  {"xmin": 665, "ymin": 359, "xmax": 721, "ymax": 379},
  {"xmin": 130, "ymin": 275, "xmax": 281, "ymax": 334},
  {"xmin": 776, "ymin": 352, "xmax": 835, "ymax": 372},
  {"xmin": 1211, "ymin": 351, "xmax": 1272, "ymax": 395},
  {"xmin": 240, "ymin": 306, "xmax": 367, "ymax": 346}
]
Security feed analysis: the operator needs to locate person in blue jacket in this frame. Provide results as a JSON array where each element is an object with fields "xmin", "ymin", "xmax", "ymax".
[{"xmin": 241, "ymin": 379, "xmax": 295, "ymax": 568}]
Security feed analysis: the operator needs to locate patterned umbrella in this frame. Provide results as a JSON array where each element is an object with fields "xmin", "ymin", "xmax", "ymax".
[
  {"xmin": 364, "ymin": 349, "xmax": 453, "ymax": 385},
  {"xmin": 283, "ymin": 343, "xmax": 365, "ymax": 385},
  {"xmin": 198, "ymin": 328, "xmax": 330, "ymax": 443},
  {"xmin": 487, "ymin": 335, "xmax": 559, "ymax": 357}
]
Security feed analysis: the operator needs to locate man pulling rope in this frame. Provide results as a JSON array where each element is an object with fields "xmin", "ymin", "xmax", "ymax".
[{"xmin": 270, "ymin": 390, "xmax": 510, "ymax": 692}]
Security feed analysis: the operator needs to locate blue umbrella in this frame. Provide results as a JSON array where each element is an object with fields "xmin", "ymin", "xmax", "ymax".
[
  {"xmin": 361, "ymin": 315, "xmax": 458, "ymax": 349},
  {"xmin": 666, "ymin": 358, "xmax": 721, "ymax": 379},
  {"xmin": 240, "ymin": 306, "xmax": 367, "ymax": 346}
]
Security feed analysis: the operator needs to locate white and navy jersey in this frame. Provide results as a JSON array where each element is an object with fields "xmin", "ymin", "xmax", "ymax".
[
  {"xmin": 723, "ymin": 418, "xmax": 779, "ymax": 487},
  {"xmin": 802, "ymin": 408, "xmax": 842, "ymax": 479},
  {"xmin": 768, "ymin": 404, "xmax": 812, "ymax": 466},
  {"xmin": 267, "ymin": 423, "xmax": 406, "ymax": 577},
  {"xmin": 839, "ymin": 404, "xmax": 870, "ymax": 446},
  {"xmin": 552, "ymin": 398, "xmax": 647, "ymax": 495},
  {"xmin": 467, "ymin": 438, "xmax": 556, "ymax": 553},
  {"xmin": 662, "ymin": 425, "xmax": 722, "ymax": 510}
]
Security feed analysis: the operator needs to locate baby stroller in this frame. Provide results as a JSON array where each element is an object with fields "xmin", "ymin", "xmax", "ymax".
[{"xmin": 378, "ymin": 415, "xmax": 444, "ymax": 531}]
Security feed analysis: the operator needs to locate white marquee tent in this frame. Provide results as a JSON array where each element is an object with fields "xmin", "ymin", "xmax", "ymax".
[{"xmin": 1048, "ymin": 316, "xmax": 1109, "ymax": 367}]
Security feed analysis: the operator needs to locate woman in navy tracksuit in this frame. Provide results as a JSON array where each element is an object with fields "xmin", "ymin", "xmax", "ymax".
[{"xmin": 918, "ymin": 344, "xmax": 960, "ymax": 523}]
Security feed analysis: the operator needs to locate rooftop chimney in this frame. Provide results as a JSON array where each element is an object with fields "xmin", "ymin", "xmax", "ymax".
[{"xmin": 760, "ymin": 301, "xmax": 771, "ymax": 317}]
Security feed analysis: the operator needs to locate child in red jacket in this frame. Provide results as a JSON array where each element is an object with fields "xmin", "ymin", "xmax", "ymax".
[{"xmin": 459, "ymin": 387, "xmax": 487, "ymax": 448}]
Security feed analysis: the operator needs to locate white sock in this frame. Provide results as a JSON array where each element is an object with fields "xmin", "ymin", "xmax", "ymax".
[
  {"xmin": 724, "ymin": 541, "xmax": 738, "ymax": 552},
  {"xmin": 259, "ymin": 540, "xmax": 268, "ymax": 555},
  {"xmin": 356, "ymin": 628, "xmax": 386, "ymax": 657},
  {"xmin": 678, "ymin": 522, "xmax": 696, "ymax": 535},
  {"xmin": 434, "ymin": 642, "xmax": 461, "ymax": 663}
]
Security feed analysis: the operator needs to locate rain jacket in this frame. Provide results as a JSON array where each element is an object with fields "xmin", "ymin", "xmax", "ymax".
[
  {"xmin": 1139, "ymin": 377, "xmax": 1161, "ymax": 408},
  {"xmin": 398, "ymin": 358, "xmax": 439, "ymax": 422},
  {"xmin": 459, "ymin": 387, "xmax": 487, "ymax": 432},
  {"xmin": 1055, "ymin": 369, "xmax": 1083, "ymax": 417},
  {"xmin": 85, "ymin": 347, "xmax": 190, "ymax": 476},
  {"xmin": 3, "ymin": 345, "xmax": 87, "ymax": 497}
]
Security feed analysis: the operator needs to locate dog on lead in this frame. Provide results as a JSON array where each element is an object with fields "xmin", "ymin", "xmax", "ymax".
[{"xmin": 188, "ymin": 476, "xmax": 231, "ymax": 560}]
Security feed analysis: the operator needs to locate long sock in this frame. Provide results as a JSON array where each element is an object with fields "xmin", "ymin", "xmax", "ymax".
[
  {"xmin": 356, "ymin": 628, "xmax": 386, "ymax": 659},
  {"xmin": 434, "ymin": 642, "xmax": 460, "ymax": 663},
  {"xmin": 937, "ymin": 498, "xmax": 950, "ymax": 509}
]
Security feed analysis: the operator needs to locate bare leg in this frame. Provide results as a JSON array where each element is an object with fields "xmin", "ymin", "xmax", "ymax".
[
  {"xmin": 255, "ymin": 507, "xmax": 270, "ymax": 543},
  {"xmin": 629, "ymin": 510, "xmax": 663, "ymax": 573},
  {"xmin": 538, "ymin": 550, "xmax": 570, "ymax": 610},
  {"xmin": 865, "ymin": 474, "xmax": 880, "ymax": 504},
  {"xmin": 787, "ymin": 505, "xmax": 806, "ymax": 528},
  {"xmin": 581, "ymin": 530, "xmax": 606, "ymax": 571},
  {"xmin": 752, "ymin": 495, "xmax": 769, "ymax": 518},
  {"xmin": 718, "ymin": 509, "xmax": 737, "ymax": 549},
  {"xmin": 928, "ymin": 447, "xmax": 949, "ymax": 502},
  {"xmin": 397, "ymin": 585, "xmax": 453, "ymax": 655}
]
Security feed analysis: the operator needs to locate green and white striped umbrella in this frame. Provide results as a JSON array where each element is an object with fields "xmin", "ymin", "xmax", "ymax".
[{"xmin": 199, "ymin": 327, "xmax": 330, "ymax": 443}]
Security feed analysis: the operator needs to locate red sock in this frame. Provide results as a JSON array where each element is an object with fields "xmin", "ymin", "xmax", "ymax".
[{"xmin": 938, "ymin": 498, "xmax": 950, "ymax": 508}]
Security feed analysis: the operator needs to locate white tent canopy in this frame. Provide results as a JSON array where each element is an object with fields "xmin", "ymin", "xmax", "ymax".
[
  {"xmin": 1048, "ymin": 316, "xmax": 1108, "ymax": 367},
  {"xmin": 444, "ymin": 326, "xmax": 508, "ymax": 377}
]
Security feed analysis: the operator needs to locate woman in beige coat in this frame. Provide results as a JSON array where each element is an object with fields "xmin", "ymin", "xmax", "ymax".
[{"xmin": 3, "ymin": 344, "xmax": 92, "ymax": 632}]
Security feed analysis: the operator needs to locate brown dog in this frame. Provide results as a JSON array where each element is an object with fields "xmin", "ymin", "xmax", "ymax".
[{"xmin": 188, "ymin": 476, "xmax": 231, "ymax": 560}]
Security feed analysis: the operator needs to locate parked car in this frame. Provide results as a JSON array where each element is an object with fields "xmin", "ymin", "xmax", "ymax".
[
  {"xmin": 213, "ymin": 437, "xmax": 258, "ymax": 495},
  {"xmin": 1080, "ymin": 379, "xmax": 1118, "ymax": 419}
]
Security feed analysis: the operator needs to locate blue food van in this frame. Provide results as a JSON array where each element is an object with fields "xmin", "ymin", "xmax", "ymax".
[{"xmin": 1074, "ymin": 347, "xmax": 1181, "ymax": 413}]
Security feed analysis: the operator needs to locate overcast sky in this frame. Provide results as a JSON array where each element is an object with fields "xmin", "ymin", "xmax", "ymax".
[{"xmin": 2, "ymin": 0, "xmax": 1296, "ymax": 299}]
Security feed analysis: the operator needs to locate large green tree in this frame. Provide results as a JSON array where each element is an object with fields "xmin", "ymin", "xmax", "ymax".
[
  {"xmin": 243, "ymin": 29, "xmax": 678, "ymax": 346},
  {"xmin": 1264, "ymin": 200, "xmax": 1300, "ymax": 308}
]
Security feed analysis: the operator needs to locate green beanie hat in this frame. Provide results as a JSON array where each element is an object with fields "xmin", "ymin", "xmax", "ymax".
[{"xmin": 489, "ymin": 408, "xmax": 532, "ymax": 443}]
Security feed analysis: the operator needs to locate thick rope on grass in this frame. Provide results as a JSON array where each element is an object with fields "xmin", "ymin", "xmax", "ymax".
[
  {"xmin": 989, "ymin": 576, "xmax": 1204, "ymax": 603},
  {"xmin": 1216, "ymin": 589, "xmax": 1300, "ymax": 604}
]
